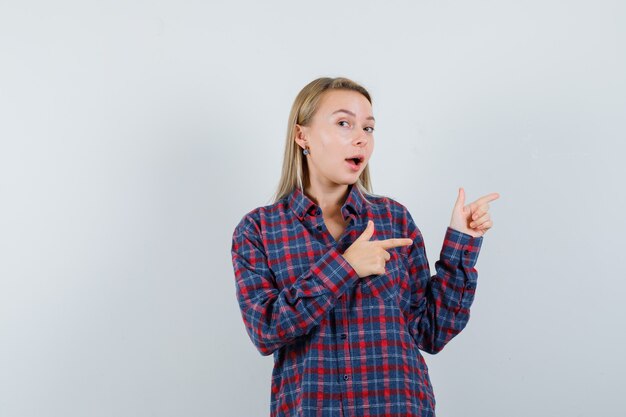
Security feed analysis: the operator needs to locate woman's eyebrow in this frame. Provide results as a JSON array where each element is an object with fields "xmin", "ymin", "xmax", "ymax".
[{"xmin": 331, "ymin": 109, "xmax": 375, "ymax": 122}]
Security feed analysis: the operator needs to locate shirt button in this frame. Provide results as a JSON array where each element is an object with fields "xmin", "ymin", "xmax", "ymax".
[
  {"xmin": 341, "ymin": 334, "xmax": 347, "ymax": 339},
  {"xmin": 343, "ymin": 374, "xmax": 349, "ymax": 381},
  {"xmin": 317, "ymin": 225, "xmax": 322, "ymax": 231},
  {"xmin": 463, "ymin": 249, "xmax": 469, "ymax": 255}
]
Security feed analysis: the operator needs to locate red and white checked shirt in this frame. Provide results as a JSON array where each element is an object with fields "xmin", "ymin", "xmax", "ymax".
[{"xmin": 231, "ymin": 184, "xmax": 483, "ymax": 417}]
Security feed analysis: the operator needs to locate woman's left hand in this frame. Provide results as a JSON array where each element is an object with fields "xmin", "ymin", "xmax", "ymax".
[{"xmin": 449, "ymin": 187, "xmax": 500, "ymax": 237}]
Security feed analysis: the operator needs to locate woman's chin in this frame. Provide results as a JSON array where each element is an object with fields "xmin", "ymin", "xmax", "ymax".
[{"xmin": 339, "ymin": 176, "xmax": 360, "ymax": 185}]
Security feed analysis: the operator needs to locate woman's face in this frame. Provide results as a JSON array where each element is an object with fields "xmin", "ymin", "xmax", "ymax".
[{"xmin": 296, "ymin": 89, "xmax": 375, "ymax": 188}]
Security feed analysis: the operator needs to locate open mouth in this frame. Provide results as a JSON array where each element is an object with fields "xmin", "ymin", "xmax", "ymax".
[{"xmin": 345, "ymin": 155, "xmax": 364, "ymax": 171}]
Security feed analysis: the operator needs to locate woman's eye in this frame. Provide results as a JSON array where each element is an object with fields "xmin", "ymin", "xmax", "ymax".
[{"xmin": 338, "ymin": 120, "xmax": 374, "ymax": 132}]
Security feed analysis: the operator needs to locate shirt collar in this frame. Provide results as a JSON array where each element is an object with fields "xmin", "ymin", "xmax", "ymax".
[{"xmin": 288, "ymin": 183, "xmax": 365, "ymax": 221}]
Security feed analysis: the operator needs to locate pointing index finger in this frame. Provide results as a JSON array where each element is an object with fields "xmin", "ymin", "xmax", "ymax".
[
  {"xmin": 378, "ymin": 238, "xmax": 413, "ymax": 249},
  {"xmin": 475, "ymin": 192, "xmax": 500, "ymax": 205}
]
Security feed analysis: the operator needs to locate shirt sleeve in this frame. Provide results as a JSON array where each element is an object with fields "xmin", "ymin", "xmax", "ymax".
[
  {"xmin": 403, "ymin": 210, "xmax": 483, "ymax": 354},
  {"xmin": 231, "ymin": 216, "xmax": 359, "ymax": 356}
]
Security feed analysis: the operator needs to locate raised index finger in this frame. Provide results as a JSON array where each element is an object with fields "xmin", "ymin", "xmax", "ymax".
[{"xmin": 378, "ymin": 238, "xmax": 413, "ymax": 249}]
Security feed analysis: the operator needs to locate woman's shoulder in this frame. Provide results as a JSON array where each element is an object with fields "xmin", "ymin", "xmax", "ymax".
[
  {"xmin": 363, "ymin": 192, "xmax": 411, "ymax": 217},
  {"xmin": 364, "ymin": 192, "xmax": 421, "ymax": 236},
  {"xmin": 231, "ymin": 197, "xmax": 290, "ymax": 238},
  {"xmin": 232, "ymin": 190, "xmax": 416, "ymax": 238}
]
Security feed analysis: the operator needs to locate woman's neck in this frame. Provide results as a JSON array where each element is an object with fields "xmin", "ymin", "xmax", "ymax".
[{"xmin": 304, "ymin": 181, "xmax": 350, "ymax": 216}]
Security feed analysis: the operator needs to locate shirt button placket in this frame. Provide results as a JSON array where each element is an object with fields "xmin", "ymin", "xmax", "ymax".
[
  {"xmin": 310, "ymin": 207, "xmax": 323, "ymax": 233},
  {"xmin": 334, "ymin": 298, "xmax": 353, "ymax": 408}
]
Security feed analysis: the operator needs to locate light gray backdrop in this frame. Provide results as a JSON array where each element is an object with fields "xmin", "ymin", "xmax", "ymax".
[{"xmin": 1, "ymin": 1, "xmax": 624, "ymax": 416}]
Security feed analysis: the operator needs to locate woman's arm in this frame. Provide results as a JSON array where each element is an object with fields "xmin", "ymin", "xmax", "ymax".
[
  {"xmin": 403, "ymin": 210, "xmax": 483, "ymax": 354},
  {"xmin": 231, "ymin": 216, "xmax": 359, "ymax": 356}
]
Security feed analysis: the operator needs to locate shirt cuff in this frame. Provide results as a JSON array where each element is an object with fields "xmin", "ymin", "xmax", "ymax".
[
  {"xmin": 311, "ymin": 247, "xmax": 359, "ymax": 297},
  {"xmin": 440, "ymin": 226, "xmax": 483, "ymax": 270}
]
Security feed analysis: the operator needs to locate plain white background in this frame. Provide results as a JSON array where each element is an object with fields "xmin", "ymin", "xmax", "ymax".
[{"xmin": 1, "ymin": 1, "xmax": 624, "ymax": 416}]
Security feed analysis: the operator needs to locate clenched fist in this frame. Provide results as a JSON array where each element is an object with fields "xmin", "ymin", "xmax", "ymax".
[{"xmin": 342, "ymin": 220, "xmax": 413, "ymax": 278}]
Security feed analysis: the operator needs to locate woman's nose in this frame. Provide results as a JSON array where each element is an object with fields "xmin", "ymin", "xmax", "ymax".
[{"xmin": 353, "ymin": 134, "xmax": 368, "ymax": 147}]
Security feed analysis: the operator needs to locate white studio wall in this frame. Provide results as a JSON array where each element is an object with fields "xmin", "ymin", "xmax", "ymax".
[{"xmin": 1, "ymin": 1, "xmax": 624, "ymax": 416}]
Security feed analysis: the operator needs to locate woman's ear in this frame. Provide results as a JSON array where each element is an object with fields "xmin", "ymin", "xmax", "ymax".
[{"xmin": 294, "ymin": 124, "xmax": 307, "ymax": 149}]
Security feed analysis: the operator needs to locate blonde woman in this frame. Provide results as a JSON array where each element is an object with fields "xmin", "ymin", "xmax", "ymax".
[{"xmin": 231, "ymin": 77, "xmax": 499, "ymax": 417}]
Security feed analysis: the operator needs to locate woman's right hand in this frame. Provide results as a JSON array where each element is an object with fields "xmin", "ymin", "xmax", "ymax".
[{"xmin": 342, "ymin": 220, "xmax": 413, "ymax": 278}]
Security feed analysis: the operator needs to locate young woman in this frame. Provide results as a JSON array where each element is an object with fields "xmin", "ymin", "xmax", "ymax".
[{"xmin": 231, "ymin": 77, "xmax": 499, "ymax": 417}]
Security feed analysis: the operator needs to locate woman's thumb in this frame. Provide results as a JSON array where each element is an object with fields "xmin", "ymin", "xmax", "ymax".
[
  {"xmin": 455, "ymin": 187, "xmax": 465, "ymax": 209},
  {"xmin": 357, "ymin": 220, "xmax": 374, "ymax": 241}
]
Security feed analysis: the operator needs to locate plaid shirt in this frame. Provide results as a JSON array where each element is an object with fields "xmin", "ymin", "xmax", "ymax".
[{"xmin": 231, "ymin": 184, "xmax": 483, "ymax": 417}]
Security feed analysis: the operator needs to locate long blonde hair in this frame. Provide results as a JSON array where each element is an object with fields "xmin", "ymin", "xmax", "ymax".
[{"xmin": 272, "ymin": 77, "xmax": 377, "ymax": 204}]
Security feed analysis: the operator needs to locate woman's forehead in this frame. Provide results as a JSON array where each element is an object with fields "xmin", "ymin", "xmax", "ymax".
[{"xmin": 317, "ymin": 90, "xmax": 374, "ymax": 119}]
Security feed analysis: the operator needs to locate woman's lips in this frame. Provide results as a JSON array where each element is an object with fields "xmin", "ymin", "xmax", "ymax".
[{"xmin": 345, "ymin": 158, "xmax": 362, "ymax": 172}]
